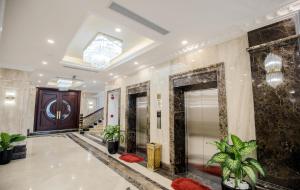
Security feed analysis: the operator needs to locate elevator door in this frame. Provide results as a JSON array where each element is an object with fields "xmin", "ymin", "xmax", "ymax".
[
  {"xmin": 136, "ymin": 96, "xmax": 148, "ymax": 154},
  {"xmin": 185, "ymin": 89, "xmax": 220, "ymax": 175}
]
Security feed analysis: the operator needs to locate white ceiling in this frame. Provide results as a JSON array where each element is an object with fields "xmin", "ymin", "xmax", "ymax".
[{"xmin": 0, "ymin": 0, "xmax": 297, "ymax": 92}]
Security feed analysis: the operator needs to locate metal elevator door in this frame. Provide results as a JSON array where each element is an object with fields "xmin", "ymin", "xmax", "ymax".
[
  {"xmin": 185, "ymin": 88, "xmax": 220, "ymax": 175},
  {"xmin": 136, "ymin": 96, "xmax": 148, "ymax": 153}
]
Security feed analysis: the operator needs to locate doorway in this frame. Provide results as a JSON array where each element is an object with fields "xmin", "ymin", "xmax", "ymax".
[
  {"xmin": 169, "ymin": 63, "xmax": 228, "ymax": 175},
  {"xmin": 34, "ymin": 88, "xmax": 81, "ymax": 131},
  {"xmin": 126, "ymin": 81, "xmax": 150, "ymax": 159}
]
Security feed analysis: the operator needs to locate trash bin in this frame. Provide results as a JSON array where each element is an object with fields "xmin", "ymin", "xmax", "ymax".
[{"xmin": 147, "ymin": 143, "xmax": 161, "ymax": 171}]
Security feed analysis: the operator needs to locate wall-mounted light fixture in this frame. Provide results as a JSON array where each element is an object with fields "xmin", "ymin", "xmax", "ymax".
[
  {"xmin": 156, "ymin": 93, "xmax": 162, "ymax": 129},
  {"xmin": 264, "ymin": 53, "xmax": 283, "ymax": 88},
  {"xmin": 88, "ymin": 101, "xmax": 94, "ymax": 109},
  {"xmin": 4, "ymin": 91, "xmax": 16, "ymax": 105}
]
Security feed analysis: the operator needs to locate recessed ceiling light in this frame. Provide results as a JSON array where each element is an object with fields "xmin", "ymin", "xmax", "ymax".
[
  {"xmin": 114, "ymin": 75, "xmax": 119, "ymax": 79},
  {"xmin": 115, "ymin": 28, "xmax": 122, "ymax": 32},
  {"xmin": 109, "ymin": 73, "xmax": 114, "ymax": 76},
  {"xmin": 47, "ymin": 39, "xmax": 55, "ymax": 44},
  {"xmin": 82, "ymin": 85, "xmax": 87, "ymax": 88},
  {"xmin": 92, "ymin": 80, "xmax": 96, "ymax": 83},
  {"xmin": 181, "ymin": 40, "xmax": 188, "ymax": 45},
  {"xmin": 42, "ymin": 61, "xmax": 48, "ymax": 65},
  {"xmin": 134, "ymin": 61, "xmax": 139, "ymax": 65},
  {"xmin": 39, "ymin": 73, "xmax": 43, "ymax": 77},
  {"xmin": 150, "ymin": 66, "xmax": 155, "ymax": 69},
  {"xmin": 38, "ymin": 80, "xmax": 41, "ymax": 83}
]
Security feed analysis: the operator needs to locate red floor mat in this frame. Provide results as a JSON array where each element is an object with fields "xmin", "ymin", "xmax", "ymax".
[
  {"xmin": 171, "ymin": 178, "xmax": 211, "ymax": 190},
  {"xmin": 190, "ymin": 164, "xmax": 221, "ymax": 177},
  {"xmin": 119, "ymin": 153, "xmax": 144, "ymax": 163}
]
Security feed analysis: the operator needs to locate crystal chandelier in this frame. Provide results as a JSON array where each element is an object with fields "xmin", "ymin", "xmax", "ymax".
[
  {"xmin": 264, "ymin": 53, "xmax": 283, "ymax": 88},
  {"xmin": 83, "ymin": 33, "xmax": 122, "ymax": 69}
]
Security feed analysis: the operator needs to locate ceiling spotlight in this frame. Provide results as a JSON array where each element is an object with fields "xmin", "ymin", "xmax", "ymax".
[
  {"xmin": 150, "ymin": 66, "xmax": 155, "ymax": 69},
  {"xmin": 39, "ymin": 73, "xmax": 43, "ymax": 77},
  {"xmin": 92, "ymin": 80, "xmax": 96, "ymax": 84},
  {"xmin": 181, "ymin": 40, "xmax": 188, "ymax": 45},
  {"xmin": 42, "ymin": 61, "xmax": 48, "ymax": 65},
  {"xmin": 109, "ymin": 73, "xmax": 114, "ymax": 76},
  {"xmin": 47, "ymin": 39, "xmax": 55, "ymax": 44},
  {"xmin": 115, "ymin": 28, "xmax": 122, "ymax": 33},
  {"xmin": 134, "ymin": 62, "xmax": 139, "ymax": 65},
  {"xmin": 38, "ymin": 80, "xmax": 41, "ymax": 83}
]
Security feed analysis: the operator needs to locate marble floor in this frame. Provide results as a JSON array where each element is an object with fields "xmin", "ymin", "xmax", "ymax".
[{"xmin": 0, "ymin": 135, "xmax": 139, "ymax": 190}]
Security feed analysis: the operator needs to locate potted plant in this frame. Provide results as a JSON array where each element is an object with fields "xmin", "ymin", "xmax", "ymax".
[
  {"xmin": 0, "ymin": 132, "xmax": 26, "ymax": 165},
  {"xmin": 103, "ymin": 125, "xmax": 124, "ymax": 154},
  {"xmin": 207, "ymin": 134, "xmax": 265, "ymax": 190}
]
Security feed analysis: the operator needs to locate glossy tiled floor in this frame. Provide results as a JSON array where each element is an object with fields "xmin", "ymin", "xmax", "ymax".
[{"xmin": 0, "ymin": 135, "xmax": 138, "ymax": 190}]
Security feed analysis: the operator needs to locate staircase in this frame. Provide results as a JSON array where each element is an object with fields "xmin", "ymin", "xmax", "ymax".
[{"xmin": 80, "ymin": 108, "xmax": 104, "ymax": 134}]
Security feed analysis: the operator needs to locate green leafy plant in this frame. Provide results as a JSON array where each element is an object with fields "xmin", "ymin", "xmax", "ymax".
[
  {"xmin": 0, "ymin": 132, "xmax": 26, "ymax": 151},
  {"xmin": 103, "ymin": 125, "xmax": 124, "ymax": 142},
  {"xmin": 207, "ymin": 134, "xmax": 265, "ymax": 188}
]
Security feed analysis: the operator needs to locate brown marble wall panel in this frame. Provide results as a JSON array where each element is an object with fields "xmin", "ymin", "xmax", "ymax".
[
  {"xmin": 169, "ymin": 63, "xmax": 228, "ymax": 174},
  {"xmin": 248, "ymin": 19, "xmax": 296, "ymax": 47},
  {"xmin": 248, "ymin": 19, "xmax": 300, "ymax": 189}
]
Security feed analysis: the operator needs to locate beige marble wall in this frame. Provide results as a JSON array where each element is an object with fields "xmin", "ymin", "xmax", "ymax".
[
  {"xmin": 105, "ymin": 35, "xmax": 256, "ymax": 164},
  {"xmin": 0, "ymin": 68, "xmax": 36, "ymax": 135}
]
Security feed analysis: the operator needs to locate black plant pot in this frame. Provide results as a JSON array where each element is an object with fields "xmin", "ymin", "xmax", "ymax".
[
  {"xmin": 0, "ymin": 149, "xmax": 13, "ymax": 165},
  {"xmin": 107, "ymin": 141, "xmax": 119, "ymax": 154},
  {"xmin": 222, "ymin": 180, "xmax": 252, "ymax": 190}
]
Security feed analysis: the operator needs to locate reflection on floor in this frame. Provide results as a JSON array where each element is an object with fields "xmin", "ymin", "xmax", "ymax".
[
  {"xmin": 189, "ymin": 163, "xmax": 221, "ymax": 177},
  {"xmin": 0, "ymin": 133, "xmax": 223, "ymax": 190},
  {"xmin": 0, "ymin": 134, "xmax": 138, "ymax": 190},
  {"xmin": 84, "ymin": 132, "xmax": 222, "ymax": 190}
]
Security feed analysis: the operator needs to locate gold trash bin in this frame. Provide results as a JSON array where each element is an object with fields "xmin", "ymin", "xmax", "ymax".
[{"xmin": 147, "ymin": 143, "xmax": 162, "ymax": 171}]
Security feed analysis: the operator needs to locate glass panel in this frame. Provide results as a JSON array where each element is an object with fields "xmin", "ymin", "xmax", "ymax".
[
  {"xmin": 61, "ymin": 100, "xmax": 71, "ymax": 120},
  {"xmin": 46, "ymin": 100, "xmax": 57, "ymax": 120}
]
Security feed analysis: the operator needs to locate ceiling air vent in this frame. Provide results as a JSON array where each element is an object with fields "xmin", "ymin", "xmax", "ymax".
[
  {"xmin": 109, "ymin": 2, "xmax": 170, "ymax": 35},
  {"xmin": 0, "ymin": 0, "xmax": 6, "ymax": 33}
]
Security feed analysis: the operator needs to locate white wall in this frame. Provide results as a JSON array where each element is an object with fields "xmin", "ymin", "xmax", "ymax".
[
  {"xmin": 104, "ymin": 35, "xmax": 256, "ymax": 165},
  {"xmin": 107, "ymin": 90, "xmax": 120, "ymax": 126}
]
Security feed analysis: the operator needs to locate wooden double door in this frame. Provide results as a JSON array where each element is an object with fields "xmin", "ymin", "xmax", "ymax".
[{"xmin": 34, "ymin": 88, "xmax": 81, "ymax": 131}]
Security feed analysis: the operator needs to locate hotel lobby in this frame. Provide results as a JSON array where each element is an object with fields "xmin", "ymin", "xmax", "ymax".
[{"xmin": 0, "ymin": 0, "xmax": 299, "ymax": 190}]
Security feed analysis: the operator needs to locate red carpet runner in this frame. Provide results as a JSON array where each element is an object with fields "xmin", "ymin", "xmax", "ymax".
[
  {"xmin": 119, "ymin": 153, "xmax": 144, "ymax": 163},
  {"xmin": 171, "ymin": 178, "xmax": 211, "ymax": 190}
]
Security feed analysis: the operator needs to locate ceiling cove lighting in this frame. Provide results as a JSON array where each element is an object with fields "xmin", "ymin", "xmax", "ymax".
[{"xmin": 83, "ymin": 33, "xmax": 123, "ymax": 70}]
